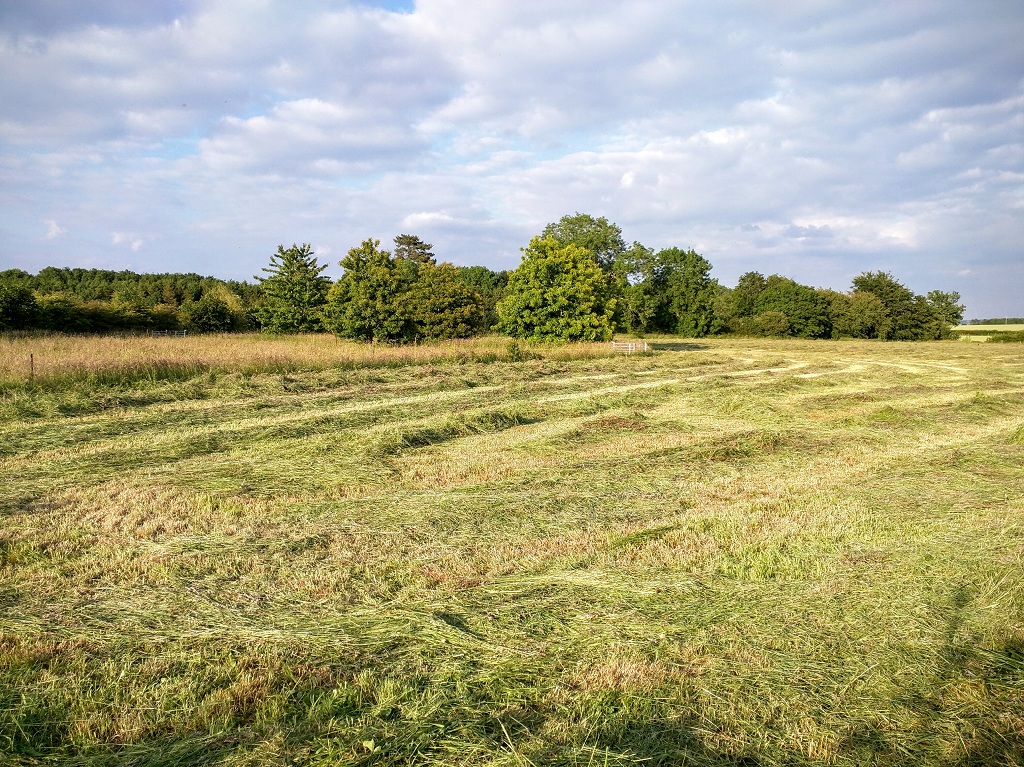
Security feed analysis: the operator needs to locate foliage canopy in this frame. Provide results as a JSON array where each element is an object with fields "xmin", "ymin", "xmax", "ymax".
[
  {"xmin": 402, "ymin": 263, "xmax": 486, "ymax": 340},
  {"xmin": 541, "ymin": 212, "xmax": 627, "ymax": 272},
  {"xmin": 254, "ymin": 243, "xmax": 330, "ymax": 333},
  {"xmin": 323, "ymin": 239, "xmax": 409, "ymax": 342},
  {"xmin": 497, "ymin": 236, "xmax": 617, "ymax": 342}
]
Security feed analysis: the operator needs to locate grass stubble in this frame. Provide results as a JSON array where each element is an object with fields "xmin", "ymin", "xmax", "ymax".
[{"xmin": 1, "ymin": 334, "xmax": 1022, "ymax": 765}]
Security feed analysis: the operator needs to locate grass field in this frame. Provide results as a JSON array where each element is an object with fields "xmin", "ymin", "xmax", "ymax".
[
  {"xmin": 955, "ymin": 326, "xmax": 1024, "ymax": 345},
  {"xmin": 960, "ymin": 325, "xmax": 1024, "ymax": 333},
  {"xmin": 2, "ymin": 334, "xmax": 1023, "ymax": 765}
]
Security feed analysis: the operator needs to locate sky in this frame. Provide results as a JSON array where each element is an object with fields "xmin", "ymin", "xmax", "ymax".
[{"xmin": 1, "ymin": 1, "xmax": 1022, "ymax": 317}]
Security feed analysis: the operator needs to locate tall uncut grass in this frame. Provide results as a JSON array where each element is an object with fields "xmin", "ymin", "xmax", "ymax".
[
  {"xmin": 1, "ymin": 336, "xmax": 1022, "ymax": 765},
  {"xmin": 0, "ymin": 332, "xmax": 612, "ymax": 388}
]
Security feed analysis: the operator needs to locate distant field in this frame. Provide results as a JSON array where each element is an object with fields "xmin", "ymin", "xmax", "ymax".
[
  {"xmin": 1, "ymin": 336, "xmax": 1023, "ymax": 765},
  {"xmin": 954, "ymin": 325, "xmax": 1024, "ymax": 344},
  {"xmin": 961, "ymin": 324, "xmax": 1024, "ymax": 332}
]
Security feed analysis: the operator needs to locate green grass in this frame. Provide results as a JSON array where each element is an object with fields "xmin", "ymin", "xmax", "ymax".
[{"xmin": 1, "ymin": 337, "xmax": 1023, "ymax": 765}]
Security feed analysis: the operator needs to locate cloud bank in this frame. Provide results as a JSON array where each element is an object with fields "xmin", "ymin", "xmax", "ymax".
[{"xmin": 1, "ymin": 0, "xmax": 1021, "ymax": 315}]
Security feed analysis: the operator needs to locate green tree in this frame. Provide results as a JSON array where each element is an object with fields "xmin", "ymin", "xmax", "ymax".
[
  {"xmin": 658, "ymin": 247, "xmax": 719, "ymax": 337},
  {"xmin": 618, "ymin": 245, "xmax": 718, "ymax": 336},
  {"xmin": 497, "ymin": 236, "xmax": 617, "ymax": 342},
  {"xmin": 540, "ymin": 213, "xmax": 647, "ymax": 330},
  {"xmin": 254, "ymin": 243, "xmax": 330, "ymax": 333},
  {"xmin": 182, "ymin": 294, "xmax": 235, "ymax": 333},
  {"xmin": 834, "ymin": 291, "xmax": 892, "ymax": 339},
  {"xmin": 850, "ymin": 271, "xmax": 924, "ymax": 340},
  {"xmin": 0, "ymin": 282, "xmax": 39, "ymax": 330},
  {"xmin": 455, "ymin": 265, "xmax": 508, "ymax": 295},
  {"xmin": 203, "ymin": 284, "xmax": 249, "ymax": 332},
  {"xmin": 402, "ymin": 263, "xmax": 486, "ymax": 340},
  {"xmin": 712, "ymin": 284, "xmax": 741, "ymax": 334},
  {"xmin": 753, "ymin": 310, "xmax": 790, "ymax": 337},
  {"xmin": 817, "ymin": 289, "xmax": 849, "ymax": 339},
  {"xmin": 926, "ymin": 290, "xmax": 965, "ymax": 329},
  {"xmin": 0, "ymin": 269, "xmax": 32, "ymax": 287},
  {"xmin": 733, "ymin": 272, "xmax": 767, "ymax": 318},
  {"xmin": 323, "ymin": 238, "xmax": 410, "ymax": 342},
  {"xmin": 150, "ymin": 304, "xmax": 183, "ymax": 331},
  {"xmin": 393, "ymin": 234, "xmax": 436, "ymax": 266},
  {"xmin": 108, "ymin": 288, "xmax": 152, "ymax": 330},
  {"xmin": 541, "ymin": 213, "xmax": 627, "ymax": 272},
  {"xmin": 849, "ymin": 272, "xmax": 967, "ymax": 340},
  {"xmin": 36, "ymin": 293, "xmax": 88, "ymax": 332},
  {"xmin": 621, "ymin": 280, "xmax": 662, "ymax": 335},
  {"xmin": 454, "ymin": 266, "xmax": 509, "ymax": 329},
  {"xmin": 613, "ymin": 242, "xmax": 654, "ymax": 333},
  {"xmin": 754, "ymin": 275, "xmax": 831, "ymax": 338}
]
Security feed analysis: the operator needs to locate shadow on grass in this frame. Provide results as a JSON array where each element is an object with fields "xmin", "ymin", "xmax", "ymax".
[
  {"xmin": 11, "ymin": 738, "xmax": 247, "ymax": 767},
  {"xmin": 548, "ymin": 716, "xmax": 769, "ymax": 766},
  {"xmin": 645, "ymin": 341, "xmax": 709, "ymax": 352},
  {"xmin": 839, "ymin": 584, "xmax": 1024, "ymax": 766}
]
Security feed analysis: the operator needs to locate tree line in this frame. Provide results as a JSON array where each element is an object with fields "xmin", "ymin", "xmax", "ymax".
[
  {"xmin": 0, "ymin": 267, "xmax": 258, "ymax": 333},
  {"xmin": 965, "ymin": 317, "xmax": 1024, "ymax": 325},
  {"xmin": 0, "ymin": 251, "xmax": 507, "ymax": 338},
  {"xmin": 1, "ymin": 213, "xmax": 964, "ymax": 340},
  {"xmin": 492, "ymin": 213, "xmax": 963, "ymax": 341}
]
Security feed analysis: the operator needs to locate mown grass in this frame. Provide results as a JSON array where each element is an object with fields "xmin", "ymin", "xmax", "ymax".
[{"xmin": 1, "ymin": 336, "xmax": 1022, "ymax": 765}]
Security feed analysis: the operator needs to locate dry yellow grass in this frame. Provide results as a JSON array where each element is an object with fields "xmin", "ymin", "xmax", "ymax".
[{"xmin": 0, "ymin": 332, "xmax": 613, "ymax": 386}]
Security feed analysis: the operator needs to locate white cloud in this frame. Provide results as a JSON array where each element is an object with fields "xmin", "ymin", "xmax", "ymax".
[
  {"xmin": 198, "ymin": 98, "xmax": 428, "ymax": 176},
  {"xmin": 401, "ymin": 211, "xmax": 455, "ymax": 227},
  {"xmin": 112, "ymin": 232, "xmax": 145, "ymax": 251},
  {"xmin": 42, "ymin": 219, "xmax": 63, "ymax": 239},
  {"xmin": 0, "ymin": 1, "xmax": 1021, "ymax": 315}
]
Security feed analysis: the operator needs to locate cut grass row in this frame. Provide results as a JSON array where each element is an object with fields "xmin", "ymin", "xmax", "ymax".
[{"xmin": 1, "ymin": 336, "xmax": 1022, "ymax": 765}]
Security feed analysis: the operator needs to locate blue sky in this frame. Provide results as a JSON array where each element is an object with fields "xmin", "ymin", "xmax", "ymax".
[{"xmin": 1, "ymin": 0, "xmax": 1021, "ymax": 316}]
